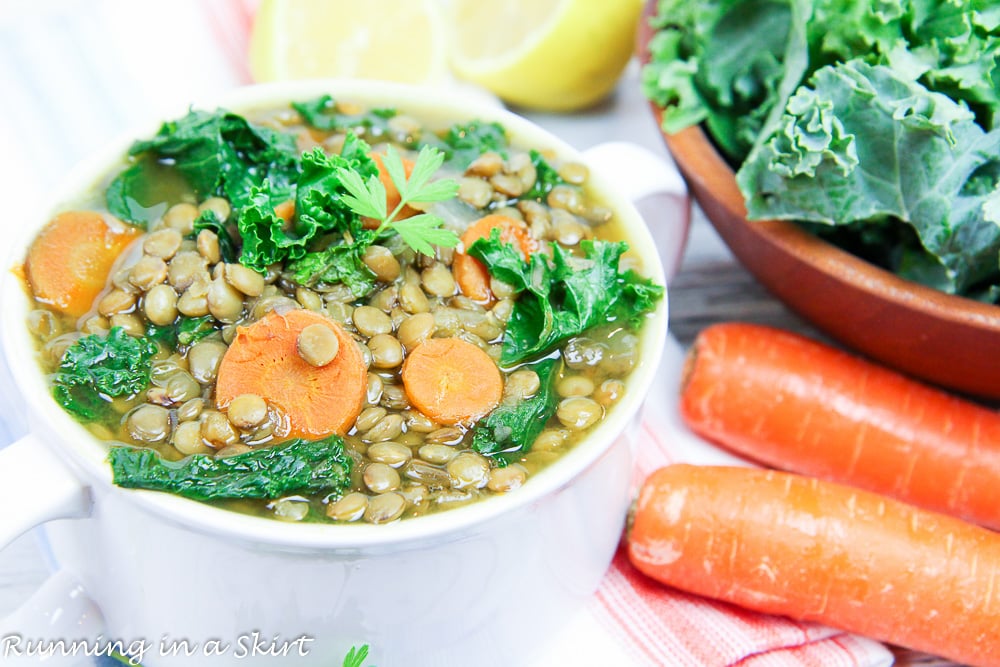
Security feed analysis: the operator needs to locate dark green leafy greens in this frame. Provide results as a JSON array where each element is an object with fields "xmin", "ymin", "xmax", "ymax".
[
  {"xmin": 237, "ymin": 136, "xmax": 380, "ymax": 274},
  {"xmin": 643, "ymin": 0, "xmax": 1000, "ymax": 299},
  {"xmin": 293, "ymin": 94, "xmax": 397, "ymax": 136},
  {"xmin": 471, "ymin": 357, "xmax": 559, "ymax": 462},
  {"xmin": 738, "ymin": 60, "xmax": 1000, "ymax": 295},
  {"xmin": 109, "ymin": 436, "xmax": 352, "ymax": 501},
  {"xmin": 145, "ymin": 315, "xmax": 216, "ymax": 348},
  {"xmin": 468, "ymin": 230, "xmax": 664, "ymax": 365},
  {"xmin": 192, "ymin": 210, "xmax": 238, "ymax": 263},
  {"xmin": 426, "ymin": 120, "xmax": 509, "ymax": 171},
  {"xmin": 522, "ymin": 150, "xmax": 567, "ymax": 201},
  {"xmin": 52, "ymin": 327, "xmax": 158, "ymax": 421},
  {"xmin": 288, "ymin": 141, "xmax": 459, "ymax": 294},
  {"xmin": 107, "ymin": 109, "xmax": 300, "ymax": 226}
]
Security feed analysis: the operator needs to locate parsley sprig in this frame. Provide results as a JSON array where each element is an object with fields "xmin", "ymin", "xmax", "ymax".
[
  {"xmin": 342, "ymin": 644, "xmax": 371, "ymax": 667},
  {"xmin": 337, "ymin": 145, "xmax": 460, "ymax": 255}
]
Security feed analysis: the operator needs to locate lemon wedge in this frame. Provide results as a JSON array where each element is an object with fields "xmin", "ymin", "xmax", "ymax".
[
  {"xmin": 448, "ymin": 0, "xmax": 644, "ymax": 112},
  {"xmin": 249, "ymin": 0, "xmax": 450, "ymax": 84}
]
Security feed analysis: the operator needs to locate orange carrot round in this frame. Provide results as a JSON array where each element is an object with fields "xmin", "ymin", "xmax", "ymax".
[
  {"xmin": 454, "ymin": 214, "xmax": 538, "ymax": 303},
  {"xmin": 401, "ymin": 337, "xmax": 502, "ymax": 426},
  {"xmin": 24, "ymin": 211, "xmax": 139, "ymax": 318},
  {"xmin": 215, "ymin": 308, "xmax": 366, "ymax": 440},
  {"xmin": 629, "ymin": 464, "xmax": 1000, "ymax": 667},
  {"xmin": 679, "ymin": 322, "xmax": 1000, "ymax": 531}
]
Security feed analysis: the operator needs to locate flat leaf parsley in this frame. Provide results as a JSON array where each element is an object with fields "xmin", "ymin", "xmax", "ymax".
[{"xmin": 337, "ymin": 144, "xmax": 460, "ymax": 255}]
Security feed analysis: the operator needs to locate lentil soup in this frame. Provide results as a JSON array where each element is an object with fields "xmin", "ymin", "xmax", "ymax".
[{"xmin": 21, "ymin": 92, "xmax": 664, "ymax": 526}]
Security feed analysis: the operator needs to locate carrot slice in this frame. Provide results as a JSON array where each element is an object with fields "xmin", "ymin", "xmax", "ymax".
[
  {"xmin": 215, "ymin": 309, "xmax": 366, "ymax": 440},
  {"xmin": 679, "ymin": 322, "xmax": 1000, "ymax": 531},
  {"xmin": 628, "ymin": 464, "xmax": 1000, "ymax": 667},
  {"xmin": 365, "ymin": 153, "xmax": 417, "ymax": 228},
  {"xmin": 454, "ymin": 214, "xmax": 538, "ymax": 304},
  {"xmin": 24, "ymin": 211, "xmax": 139, "ymax": 318},
  {"xmin": 401, "ymin": 337, "xmax": 502, "ymax": 426}
]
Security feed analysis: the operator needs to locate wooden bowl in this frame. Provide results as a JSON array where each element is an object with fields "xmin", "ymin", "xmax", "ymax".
[{"xmin": 637, "ymin": 4, "xmax": 1000, "ymax": 399}]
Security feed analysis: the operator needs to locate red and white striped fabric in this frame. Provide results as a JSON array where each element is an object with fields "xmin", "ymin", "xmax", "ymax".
[{"xmin": 0, "ymin": 2, "xmax": 895, "ymax": 665}]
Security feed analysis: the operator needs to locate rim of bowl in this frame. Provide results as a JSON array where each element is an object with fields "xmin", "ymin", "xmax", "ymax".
[{"xmin": 1, "ymin": 79, "xmax": 669, "ymax": 551}]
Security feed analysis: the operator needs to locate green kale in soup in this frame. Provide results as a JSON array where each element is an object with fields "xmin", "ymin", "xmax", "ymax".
[
  {"xmin": 468, "ymin": 230, "xmax": 664, "ymax": 365},
  {"xmin": 107, "ymin": 109, "xmax": 301, "ymax": 227},
  {"xmin": 292, "ymin": 94, "xmax": 398, "ymax": 137},
  {"xmin": 52, "ymin": 327, "xmax": 158, "ymax": 422},
  {"xmin": 521, "ymin": 150, "xmax": 567, "ymax": 201},
  {"xmin": 471, "ymin": 357, "xmax": 560, "ymax": 462},
  {"xmin": 110, "ymin": 436, "xmax": 351, "ymax": 502}
]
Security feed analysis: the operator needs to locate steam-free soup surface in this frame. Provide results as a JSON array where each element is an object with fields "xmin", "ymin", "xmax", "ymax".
[{"xmin": 24, "ymin": 96, "xmax": 662, "ymax": 524}]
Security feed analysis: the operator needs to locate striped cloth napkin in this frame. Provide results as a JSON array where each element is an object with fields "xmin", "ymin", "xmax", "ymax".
[{"xmin": 0, "ymin": 2, "xmax": 895, "ymax": 665}]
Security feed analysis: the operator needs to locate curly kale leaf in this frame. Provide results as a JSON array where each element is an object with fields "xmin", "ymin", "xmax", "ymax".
[
  {"xmin": 468, "ymin": 231, "xmax": 664, "ymax": 365},
  {"xmin": 738, "ymin": 59, "xmax": 1000, "ymax": 295},
  {"xmin": 471, "ymin": 358, "xmax": 559, "ymax": 462},
  {"xmin": 109, "ymin": 436, "xmax": 352, "ymax": 501},
  {"xmin": 642, "ymin": 0, "xmax": 812, "ymax": 161},
  {"xmin": 420, "ymin": 120, "xmax": 509, "ymax": 171},
  {"xmin": 107, "ymin": 109, "xmax": 300, "ymax": 226},
  {"xmin": 521, "ymin": 150, "xmax": 567, "ymax": 201},
  {"xmin": 293, "ymin": 94, "xmax": 397, "ymax": 137},
  {"xmin": 52, "ymin": 327, "xmax": 158, "ymax": 421},
  {"xmin": 237, "ymin": 136, "xmax": 378, "ymax": 276}
]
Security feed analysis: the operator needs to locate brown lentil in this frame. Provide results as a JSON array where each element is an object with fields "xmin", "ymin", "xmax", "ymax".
[
  {"xmin": 201, "ymin": 410, "xmax": 239, "ymax": 448},
  {"xmin": 187, "ymin": 340, "xmax": 227, "ymax": 384},
  {"xmin": 162, "ymin": 203, "xmax": 199, "ymax": 234},
  {"xmin": 172, "ymin": 420, "xmax": 211, "ymax": 455},
  {"xmin": 129, "ymin": 255, "xmax": 168, "ymax": 291},
  {"xmin": 127, "ymin": 404, "xmax": 171, "ymax": 443},
  {"xmin": 196, "ymin": 230, "xmax": 221, "ymax": 264},
  {"xmin": 227, "ymin": 393, "xmax": 268, "ymax": 430},
  {"xmin": 198, "ymin": 196, "xmax": 231, "ymax": 221},
  {"xmin": 556, "ymin": 397, "xmax": 603, "ymax": 430},
  {"xmin": 593, "ymin": 379, "xmax": 626, "ymax": 406},
  {"xmin": 421, "ymin": 262, "xmax": 456, "ymax": 297},
  {"xmin": 363, "ymin": 462, "xmax": 401, "ymax": 493},
  {"xmin": 297, "ymin": 323, "xmax": 340, "ymax": 367},
  {"xmin": 224, "ymin": 263, "xmax": 265, "ymax": 297},
  {"xmin": 207, "ymin": 277, "xmax": 245, "ymax": 323},
  {"xmin": 143, "ymin": 284, "xmax": 179, "ymax": 326},
  {"xmin": 352, "ymin": 306, "xmax": 393, "ymax": 337},
  {"xmin": 362, "ymin": 413, "xmax": 404, "ymax": 443},
  {"xmin": 368, "ymin": 334, "xmax": 403, "ymax": 369},
  {"xmin": 397, "ymin": 312, "xmax": 435, "ymax": 350},
  {"xmin": 143, "ymin": 229, "xmax": 183, "ymax": 260},
  {"xmin": 326, "ymin": 492, "xmax": 368, "ymax": 522},
  {"xmin": 447, "ymin": 452, "xmax": 490, "ymax": 489},
  {"xmin": 418, "ymin": 444, "xmax": 458, "ymax": 465},
  {"xmin": 98, "ymin": 289, "xmax": 137, "ymax": 317},
  {"xmin": 364, "ymin": 492, "xmax": 406, "ymax": 523},
  {"xmin": 366, "ymin": 441, "xmax": 412, "ymax": 468},
  {"xmin": 362, "ymin": 245, "xmax": 401, "ymax": 282},
  {"xmin": 487, "ymin": 465, "xmax": 527, "ymax": 493}
]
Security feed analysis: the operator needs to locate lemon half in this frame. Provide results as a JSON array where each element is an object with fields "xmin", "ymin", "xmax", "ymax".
[
  {"xmin": 249, "ymin": 0, "xmax": 450, "ymax": 84},
  {"xmin": 449, "ymin": 0, "xmax": 644, "ymax": 112}
]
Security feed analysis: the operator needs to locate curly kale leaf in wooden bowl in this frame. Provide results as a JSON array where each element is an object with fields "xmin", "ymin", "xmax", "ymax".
[{"xmin": 639, "ymin": 0, "xmax": 1000, "ymax": 398}]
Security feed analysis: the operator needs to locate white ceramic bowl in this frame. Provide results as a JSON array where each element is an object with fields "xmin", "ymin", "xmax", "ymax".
[{"xmin": 0, "ymin": 80, "xmax": 674, "ymax": 667}]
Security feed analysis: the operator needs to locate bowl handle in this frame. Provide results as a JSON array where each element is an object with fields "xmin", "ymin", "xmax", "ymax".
[
  {"xmin": 0, "ymin": 434, "xmax": 92, "ymax": 550},
  {"xmin": 0, "ymin": 435, "xmax": 105, "ymax": 663},
  {"xmin": 582, "ymin": 141, "xmax": 691, "ymax": 282}
]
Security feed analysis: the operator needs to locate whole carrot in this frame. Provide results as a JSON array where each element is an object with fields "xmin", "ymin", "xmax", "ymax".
[
  {"xmin": 679, "ymin": 322, "xmax": 1000, "ymax": 530},
  {"xmin": 628, "ymin": 464, "xmax": 1000, "ymax": 667}
]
